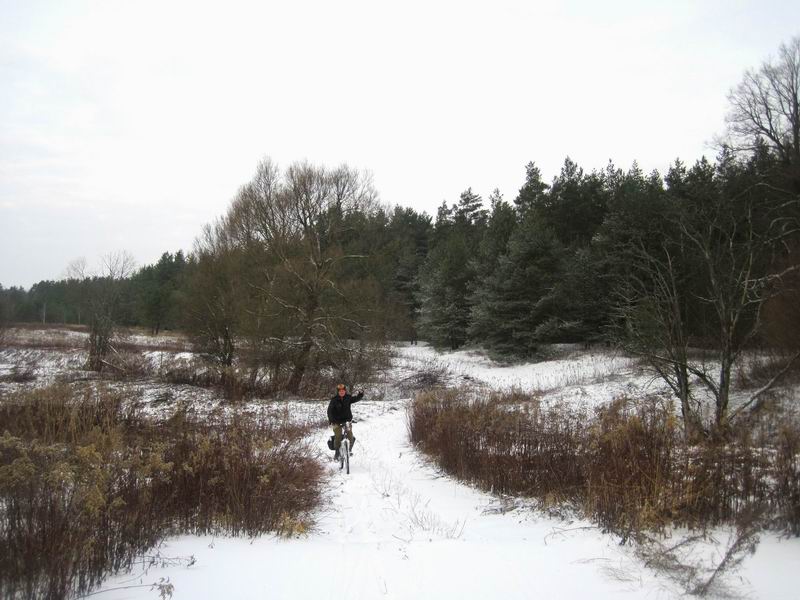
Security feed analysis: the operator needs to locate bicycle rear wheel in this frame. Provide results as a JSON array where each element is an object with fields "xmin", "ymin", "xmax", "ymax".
[{"xmin": 341, "ymin": 438, "xmax": 350, "ymax": 474}]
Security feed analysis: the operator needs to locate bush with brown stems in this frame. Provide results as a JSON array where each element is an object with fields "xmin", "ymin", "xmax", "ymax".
[
  {"xmin": 0, "ymin": 383, "xmax": 323, "ymax": 600},
  {"xmin": 409, "ymin": 388, "xmax": 800, "ymax": 538}
]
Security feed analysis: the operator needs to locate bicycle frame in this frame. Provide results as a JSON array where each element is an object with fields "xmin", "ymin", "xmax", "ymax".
[{"xmin": 337, "ymin": 421, "xmax": 353, "ymax": 474}]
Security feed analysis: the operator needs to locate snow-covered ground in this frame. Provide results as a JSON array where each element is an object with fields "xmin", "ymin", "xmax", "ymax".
[
  {"xmin": 2, "ymin": 333, "xmax": 797, "ymax": 599},
  {"xmin": 89, "ymin": 343, "xmax": 798, "ymax": 600},
  {"xmin": 392, "ymin": 342, "xmax": 672, "ymax": 408},
  {"xmin": 95, "ymin": 397, "xmax": 798, "ymax": 600}
]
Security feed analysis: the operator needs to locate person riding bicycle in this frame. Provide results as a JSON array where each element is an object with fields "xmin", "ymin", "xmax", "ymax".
[{"xmin": 327, "ymin": 383, "xmax": 363, "ymax": 461}]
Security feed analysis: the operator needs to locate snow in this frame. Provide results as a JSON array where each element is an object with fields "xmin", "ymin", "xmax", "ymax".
[
  {"xmin": 97, "ymin": 399, "xmax": 677, "ymax": 600},
  {"xmin": 2, "ymin": 332, "xmax": 797, "ymax": 599},
  {"xmin": 392, "ymin": 343, "xmax": 672, "ymax": 408},
  {"xmin": 95, "ymin": 396, "xmax": 800, "ymax": 599}
]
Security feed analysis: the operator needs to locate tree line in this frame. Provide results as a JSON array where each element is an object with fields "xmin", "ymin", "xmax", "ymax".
[
  {"xmin": 0, "ymin": 251, "xmax": 188, "ymax": 335},
  {"xmin": 1, "ymin": 36, "xmax": 798, "ymax": 428}
]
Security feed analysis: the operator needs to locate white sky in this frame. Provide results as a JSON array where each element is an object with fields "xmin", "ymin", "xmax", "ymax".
[{"xmin": 1, "ymin": 0, "xmax": 799, "ymax": 289}]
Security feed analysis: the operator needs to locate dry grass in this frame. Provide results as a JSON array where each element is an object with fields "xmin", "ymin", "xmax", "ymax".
[
  {"xmin": 2, "ymin": 325, "xmax": 192, "ymax": 354},
  {"xmin": 0, "ymin": 383, "xmax": 323, "ymax": 600},
  {"xmin": 408, "ymin": 388, "xmax": 800, "ymax": 539}
]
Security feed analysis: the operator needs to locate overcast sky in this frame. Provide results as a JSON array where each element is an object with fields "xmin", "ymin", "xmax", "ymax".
[{"xmin": 1, "ymin": 0, "xmax": 798, "ymax": 289}]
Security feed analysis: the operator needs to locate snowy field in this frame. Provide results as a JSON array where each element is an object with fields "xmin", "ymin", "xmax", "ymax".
[{"xmin": 1, "ymin": 332, "xmax": 798, "ymax": 599}]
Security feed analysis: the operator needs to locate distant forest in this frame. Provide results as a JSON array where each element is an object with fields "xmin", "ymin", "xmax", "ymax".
[
  {"xmin": 2, "ymin": 149, "xmax": 798, "ymax": 351},
  {"xmin": 2, "ymin": 37, "xmax": 799, "ymax": 371}
]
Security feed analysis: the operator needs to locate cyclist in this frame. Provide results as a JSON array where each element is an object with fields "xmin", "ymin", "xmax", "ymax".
[{"xmin": 327, "ymin": 383, "xmax": 363, "ymax": 461}]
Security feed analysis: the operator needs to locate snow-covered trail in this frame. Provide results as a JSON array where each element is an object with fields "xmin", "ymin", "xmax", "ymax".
[
  {"xmin": 97, "ymin": 398, "xmax": 797, "ymax": 600},
  {"xmin": 301, "ymin": 401, "xmax": 674, "ymax": 600},
  {"xmin": 97, "ymin": 400, "xmax": 656, "ymax": 599}
]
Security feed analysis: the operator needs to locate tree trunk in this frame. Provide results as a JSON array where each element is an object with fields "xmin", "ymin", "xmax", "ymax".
[
  {"xmin": 675, "ymin": 363, "xmax": 702, "ymax": 439},
  {"xmin": 288, "ymin": 338, "xmax": 314, "ymax": 393},
  {"xmin": 716, "ymin": 354, "xmax": 733, "ymax": 431}
]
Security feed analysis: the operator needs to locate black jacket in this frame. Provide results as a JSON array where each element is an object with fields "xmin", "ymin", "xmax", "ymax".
[{"xmin": 327, "ymin": 392, "xmax": 363, "ymax": 424}]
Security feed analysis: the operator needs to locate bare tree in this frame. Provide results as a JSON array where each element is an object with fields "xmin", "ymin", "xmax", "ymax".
[
  {"xmin": 724, "ymin": 36, "xmax": 800, "ymax": 168},
  {"xmin": 616, "ymin": 240, "xmax": 703, "ymax": 437},
  {"xmin": 619, "ymin": 183, "xmax": 800, "ymax": 436},
  {"xmin": 68, "ymin": 251, "xmax": 136, "ymax": 372},
  {"xmin": 679, "ymin": 186, "xmax": 800, "ymax": 430},
  {"xmin": 223, "ymin": 158, "xmax": 379, "ymax": 392}
]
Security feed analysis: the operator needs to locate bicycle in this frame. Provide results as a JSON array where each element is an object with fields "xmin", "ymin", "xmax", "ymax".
[{"xmin": 329, "ymin": 421, "xmax": 354, "ymax": 474}]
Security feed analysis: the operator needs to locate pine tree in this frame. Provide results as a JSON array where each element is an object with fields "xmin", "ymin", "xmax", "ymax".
[
  {"xmin": 417, "ymin": 190, "xmax": 487, "ymax": 349},
  {"xmin": 469, "ymin": 191, "xmax": 517, "ymax": 342},
  {"xmin": 514, "ymin": 162, "xmax": 549, "ymax": 211},
  {"xmin": 535, "ymin": 157, "xmax": 608, "ymax": 248},
  {"xmin": 471, "ymin": 212, "xmax": 566, "ymax": 359},
  {"xmin": 417, "ymin": 234, "xmax": 474, "ymax": 349}
]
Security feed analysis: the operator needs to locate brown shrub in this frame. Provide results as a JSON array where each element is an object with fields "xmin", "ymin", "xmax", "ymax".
[
  {"xmin": 409, "ymin": 389, "xmax": 587, "ymax": 502},
  {"xmin": 0, "ymin": 384, "xmax": 323, "ymax": 600},
  {"xmin": 775, "ymin": 425, "xmax": 800, "ymax": 535},
  {"xmin": 409, "ymin": 388, "xmax": 800, "ymax": 539}
]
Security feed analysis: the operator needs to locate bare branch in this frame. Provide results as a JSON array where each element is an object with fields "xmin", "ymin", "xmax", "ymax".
[{"xmin": 729, "ymin": 350, "xmax": 800, "ymax": 421}]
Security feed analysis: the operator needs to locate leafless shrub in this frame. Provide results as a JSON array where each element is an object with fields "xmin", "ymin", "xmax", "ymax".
[
  {"xmin": 0, "ymin": 383, "xmax": 129, "ymax": 443},
  {"xmin": 152, "ymin": 409, "xmax": 322, "ymax": 537},
  {"xmin": 158, "ymin": 361, "xmax": 266, "ymax": 402},
  {"xmin": 94, "ymin": 350, "xmax": 154, "ymax": 381},
  {"xmin": 156, "ymin": 356, "xmax": 217, "ymax": 388},
  {"xmin": 409, "ymin": 388, "xmax": 588, "ymax": 507},
  {"xmin": 409, "ymin": 388, "xmax": 800, "ymax": 540},
  {"xmin": 774, "ymin": 425, "xmax": 800, "ymax": 535},
  {"xmin": 0, "ymin": 383, "xmax": 324, "ymax": 599},
  {"xmin": 218, "ymin": 366, "xmax": 252, "ymax": 402},
  {"xmin": 396, "ymin": 358, "xmax": 452, "ymax": 394},
  {"xmin": 333, "ymin": 344, "xmax": 392, "ymax": 391}
]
